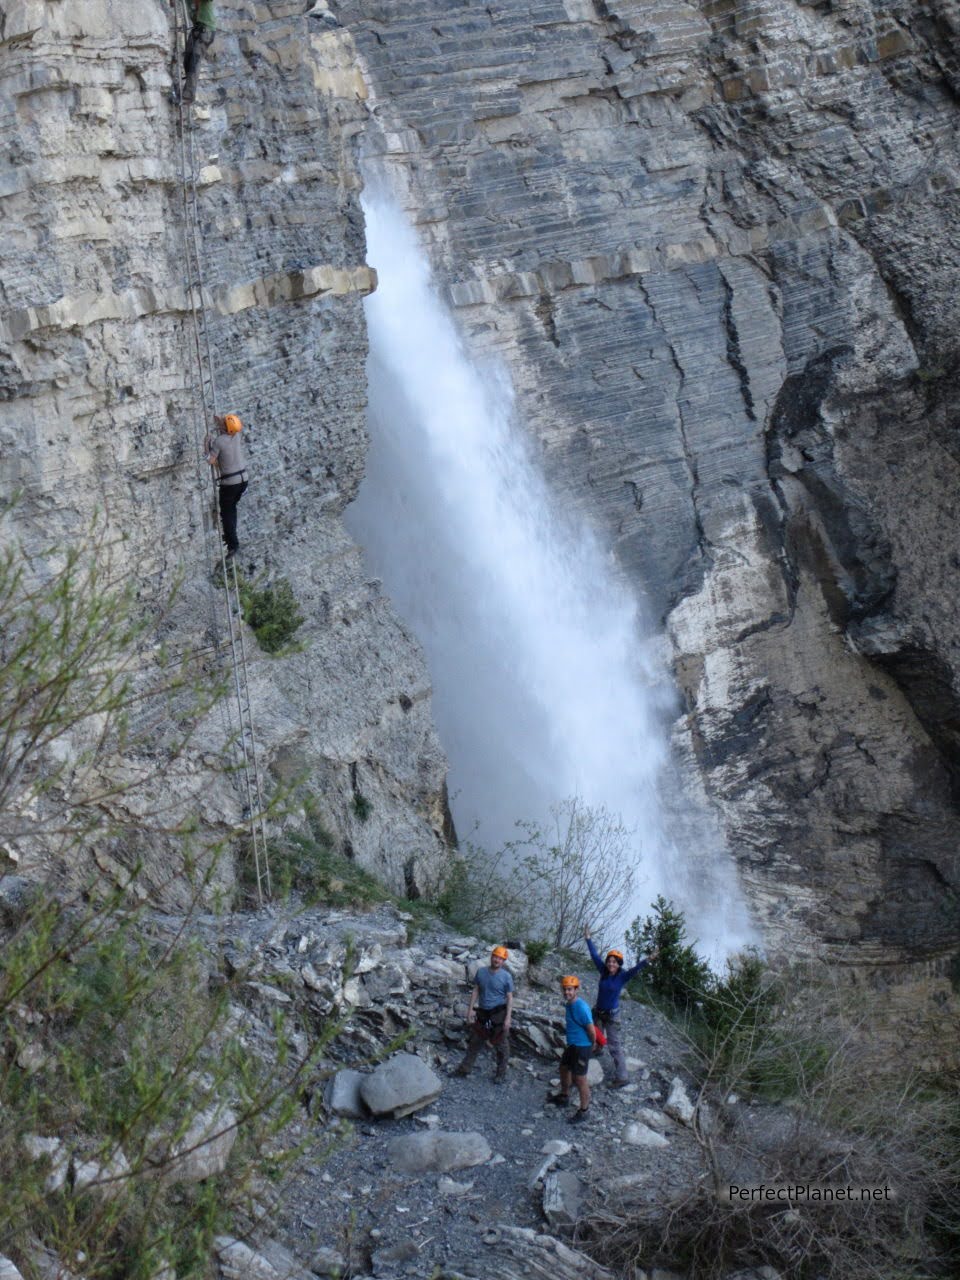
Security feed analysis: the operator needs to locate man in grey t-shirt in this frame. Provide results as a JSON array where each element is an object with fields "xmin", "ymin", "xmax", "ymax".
[
  {"xmin": 453, "ymin": 945, "xmax": 514, "ymax": 1084},
  {"xmin": 206, "ymin": 412, "xmax": 248, "ymax": 558}
]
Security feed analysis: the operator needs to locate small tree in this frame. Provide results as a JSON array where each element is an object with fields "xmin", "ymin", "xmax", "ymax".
[
  {"xmin": 516, "ymin": 797, "xmax": 636, "ymax": 949},
  {"xmin": 626, "ymin": 894, "xmax": 714, "ymax": 1010}
]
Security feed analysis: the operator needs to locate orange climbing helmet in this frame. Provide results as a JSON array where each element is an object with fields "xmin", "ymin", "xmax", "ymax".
[
  {"xmin": 491, "ymin": 945, "xmax": 509, "ymax": 961},
  {"xmin": 605, "ymin": 949, "xmax": 624, "ymax": 966},
  {"xmin": 559, "ymin": 975, "xmax": 580, "ymax": 989},
  {"xmin": 223, "ymin": 413, "xmax": 243, "ymax": 434}
]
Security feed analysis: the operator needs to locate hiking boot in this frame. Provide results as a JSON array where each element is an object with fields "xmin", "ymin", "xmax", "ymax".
[
  {"xmin": 568, "ymin": 1108, "xmax": 590, "ymax": 1125},
  {"xmin": 546, "ymin": 1092, "xmax": 569, "ymax": 1106},
  {"xmin": 493, "ymin": 1069, "xmax": 507, "ymax": 1085},
  {"xmin": 610, "ymin": 1078, "xmax": 630, "ymax": 1089},
  {"xmin": 451, "ymin": 1064, "xmax": 471, "ymax": 1078}
]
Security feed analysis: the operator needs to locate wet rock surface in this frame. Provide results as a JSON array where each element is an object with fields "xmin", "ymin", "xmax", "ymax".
[{"xmin": 335, "ymin": 0, "xmax": 960, "ymax": 994}]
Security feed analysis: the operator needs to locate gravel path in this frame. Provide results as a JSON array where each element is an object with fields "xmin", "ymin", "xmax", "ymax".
[{"xmin": 276, "ymin": 963, "xmax": 702, "ymax": 1279}]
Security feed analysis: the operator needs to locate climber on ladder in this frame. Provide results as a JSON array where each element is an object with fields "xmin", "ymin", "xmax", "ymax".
[
  {"xmin": 178, "ymin": 0, "xmax": 216, "ymax": 104},
  {"xmin": 206, "ymin": 414, "xmax": 249, "ymax": 560}
]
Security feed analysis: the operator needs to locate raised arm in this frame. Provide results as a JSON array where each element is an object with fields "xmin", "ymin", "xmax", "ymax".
[
  {"xmin": 584, "ymin": 926, "xmax": 605, "ymax": 975},
  {"xmin": 623, "ymin": 946, "xmax": 659, "ymax": 982}
]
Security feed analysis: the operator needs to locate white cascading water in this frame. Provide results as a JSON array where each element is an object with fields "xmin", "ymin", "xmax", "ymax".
[{"xmin": 346, "ymin": 191, "xmax": 752, "ymax": 955}]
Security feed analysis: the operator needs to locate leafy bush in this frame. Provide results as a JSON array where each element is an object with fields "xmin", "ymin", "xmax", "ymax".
[
  {"xmin": 237, "ymin": 576, "xmax": 304, "ymax": 655},
  {"xmin": 351, "ymin": 792, "xmax": 373, "ymax": 823},
  {"xmin": 248, "ymin": 831, "xmax": 391, "ymax": 909},
  {"xmin": 0, "ymin": 527, "xmax": 322, "ymax": 1279},
  {"xmin": 0, "ymin": 896, "xmax": 317, "ymax": 1280},
  {"xmin": 524, "ymin": 939, "xmax": 552, "ymax": 966}
]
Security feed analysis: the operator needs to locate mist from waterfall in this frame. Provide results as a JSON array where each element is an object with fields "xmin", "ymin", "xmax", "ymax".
[{"xmin": 346, "ymin": 191, "xmax": 752, "ymax": 956}]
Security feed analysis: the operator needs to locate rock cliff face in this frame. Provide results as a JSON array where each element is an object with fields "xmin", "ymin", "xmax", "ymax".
[
  {"xmin": 0, "ymin": 0, "xmax": 450, "ymax": 900},
  {"xmin": 336, "ymin": 0, "xmax": 960, "ymax": 982},
  {"xmin": 3, "ymin": 0, "xmax": 958, "ymax": 1004}
]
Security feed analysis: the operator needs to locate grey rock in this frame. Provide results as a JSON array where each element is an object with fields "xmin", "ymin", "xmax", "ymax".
[
  {"xmin": 216, "ymin": 1238, "xmax": 312, "ymax": 1280},
  {"xmin": 325, "ymin": 1068, "xmax": 368, "ymax": 1119},
  {"xmin": 622, "ymin": 1122, "xmax": 669, "ymax": 1149},
  {"xmin": 0, "ymin": 1261, "xmax": 24, "ymax": 1280},
  {"xmin": 542, "ymin": 1170, "xmax": 584, "ymax": 1229},
  {"xmin": 360, "ymin": 1053, "xmax": 442, "ymax": 1118},
  {"xmin": 371, "ymin": 1241, "xmax": 420, "ymax": 1274},
  {"xmin": 310, "ymin": 1250, "xmax": 347, "ymax": 1278},
  {"xmin": 152, "ymin": 1103, "xmax": 237, "ymax": 1185},
  {"xmin": 387, "ymin": 1130, "xmax": 491, "ymax": 1173},
  {"xmin": 664, "ymin": 1078, "xmax": 695, "ymax": 1126},
  {"xmin": 437, "ymin": 1174, "xmax": 474, "ymax": 1195}
]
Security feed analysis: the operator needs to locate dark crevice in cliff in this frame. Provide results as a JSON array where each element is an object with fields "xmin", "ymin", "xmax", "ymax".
[
  {"xmin": 636, "ymin": 277, "xmax": 711, "ymax": 614},
  {"xmin": 718, "ymin": 263, "xmax": 757, "ymax": 423}
]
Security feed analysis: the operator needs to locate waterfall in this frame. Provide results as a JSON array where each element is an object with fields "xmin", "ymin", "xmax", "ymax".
[{"xmin": 346, "ymin": 191, "xmax": 752, "ymax": 956}]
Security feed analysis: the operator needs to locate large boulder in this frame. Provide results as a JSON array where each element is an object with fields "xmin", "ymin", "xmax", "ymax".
[
  {"xmin": 360, "ymin": 1053, "xmax": 442, "ymax": 1118},
  {"xmin": 387, "ymin": 1130, "xmax": 491, "ymax": 1173}
]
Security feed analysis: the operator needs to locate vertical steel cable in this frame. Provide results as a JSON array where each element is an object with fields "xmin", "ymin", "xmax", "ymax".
[{"xmin": 172, "ymin": 0, "xmax": 271, "ymax": 903}]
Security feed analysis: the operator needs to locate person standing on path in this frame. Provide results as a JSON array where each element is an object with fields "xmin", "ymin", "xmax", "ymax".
[
  {"xmin": 181, "ymin": 0, "xmax": 216, "ymax": 104},
  {"xmin": 585, "ymin": 925, "xmax": 659, "ymax": 1088},
  {"xmin": 206, "ymin": 413, "xmax": 248, "ymax": 559},
  {"xmin": 453, "ymin": 945, "xmax": 513, "ymax": 1083},
  {"xmin": 547, "ymin": 975, "xmax": 596, "ymax": 1124}
]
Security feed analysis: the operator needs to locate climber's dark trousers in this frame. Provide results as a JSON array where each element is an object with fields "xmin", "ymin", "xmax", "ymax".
[
  {"xmin": 183, "ymin": 24, "xmax": 214, "ymax": 99},
  {"xmin": 218, "ymin": 481, "xmax": 247, "ymax": 552}
]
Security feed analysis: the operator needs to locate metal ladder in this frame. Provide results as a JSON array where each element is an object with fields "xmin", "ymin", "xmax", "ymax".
[{"xmin": 172, "ymin": 3, "xmax": 272, "ymax": 905}]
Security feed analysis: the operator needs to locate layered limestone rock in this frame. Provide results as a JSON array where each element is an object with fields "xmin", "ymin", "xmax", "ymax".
[
  {"xmin": 0, "ymin": 1, "xmax": 450, "ymax": 899},
  {"xmin": 337, "ymin": 0, "xmax": 960, "ymax": 982}
]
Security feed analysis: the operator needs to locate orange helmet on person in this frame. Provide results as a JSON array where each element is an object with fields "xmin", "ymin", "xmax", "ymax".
[
  {"xmin": 491, "ymin": 945, "xmax": 509, "ymax": 961},
  {"xmin": 223, "ymin": 413, "xmax": 243, "ymax": 434},
  {"xmin": 559, "ymin": 975, "xmax": 580, "ymax": 989},
  {"xmin": 605, "ymin": 949, "xmax": 624, "ymax": 966}
]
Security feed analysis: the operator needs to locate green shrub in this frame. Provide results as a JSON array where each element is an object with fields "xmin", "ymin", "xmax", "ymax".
[
  {"xmin": 351, "ymin": 792, "xmax": 372, "ymax": 823},
  {"xmin": 249, "ymin": 832, "xmax": 390, "ymax": 909},
  {"xmin": 237, "ymin": 576, "xmax": 304, "ymax": 655},
  {"xmin": 524, "ymin": 939, "xmax": 551, "ymax": 966},
  {"xmin": 0, "ymin": 899, "xmax": 316, "ymax": 1280},
  {"xmin": 626, "ymin": 895, "xmax": 715, "ymax": 1012}
]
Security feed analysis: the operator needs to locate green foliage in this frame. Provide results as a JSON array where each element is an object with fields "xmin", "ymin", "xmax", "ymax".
[
  {"xmin": 237, "ymin": 576, "xmax": 304, "ymax": 655},
  {"xmin": 524, "ymin": 939, "xmax": 551, "ymax": 966},
  {"xmin": 0, "ymin": 898, "xmax": 320, "ymax": 1280},
  {"xmin": 0, "ymin": 527, "xmax": 326, "ymax": 1279},
  {"xmin": 627, "ymin": 898, "xmax": 828, "ymax": 1101},
  {"xmin": 351, "ymin": 792, "xmax": 372, "ymax": 823},
  {"xmin": 0, "ymin": 519, "xmax": 222, "ymax": 864},
  {"xmin": 250, "ymin": 831, "xmax": 391, "ymax": 909},
  {"xmin": 698, "ymin": 951, "xmax": 830, "ymax": 1100},
  {"xmin": 626, "ymin": 894, "xmax": 714, "ymax": 1012}
]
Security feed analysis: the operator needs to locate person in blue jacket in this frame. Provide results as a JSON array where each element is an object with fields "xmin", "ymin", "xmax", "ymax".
[{"xmin": 585, "ymin": 925, "xmax": 658, "ymax": 1088}]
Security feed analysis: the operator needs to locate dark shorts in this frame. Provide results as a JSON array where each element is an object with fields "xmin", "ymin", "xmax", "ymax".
[{"xmin": 561, "ymin": 1044, "xmax": 591, "ymax": 1078}]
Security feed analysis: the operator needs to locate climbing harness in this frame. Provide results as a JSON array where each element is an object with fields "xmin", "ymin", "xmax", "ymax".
[{"xmin": 172, "ymin": 0, "xmax": 272, "ymax": 904}]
